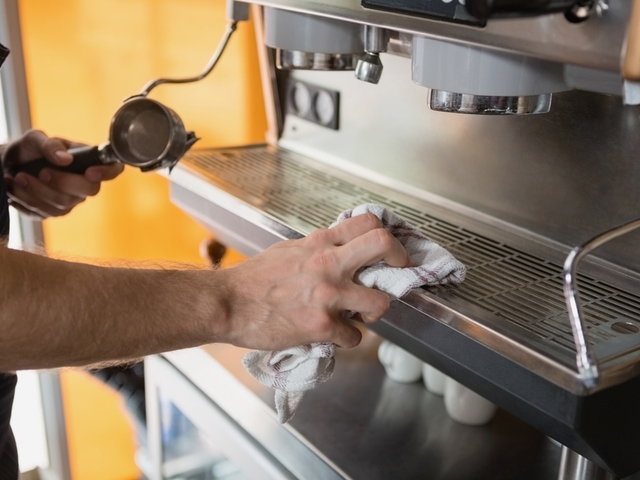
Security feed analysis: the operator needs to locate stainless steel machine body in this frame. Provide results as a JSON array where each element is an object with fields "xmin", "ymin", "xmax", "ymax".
[{"xmin": 162, "ymin": 1, "xmax": 640, "ymax": 478}]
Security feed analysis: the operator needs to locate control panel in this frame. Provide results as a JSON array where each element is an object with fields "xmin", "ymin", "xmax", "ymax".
[
  {"xmin": 286, "ymin": 79, "xmax": 340, "ymax": 130},
  {"xmin": 361, "ymin": 0, "xmax": 484, "ymax": 26}
]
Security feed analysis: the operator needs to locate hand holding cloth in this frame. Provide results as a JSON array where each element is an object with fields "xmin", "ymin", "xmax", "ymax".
[{"xmin": 243, "ymin": 203, "xmax": 467, "ymax": 423}]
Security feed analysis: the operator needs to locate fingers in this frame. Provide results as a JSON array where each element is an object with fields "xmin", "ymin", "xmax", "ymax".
[
  {"xmin": 329, "ymin": 320, "xmax": 363, "ymax": 349},
  {"xmin": 338, "ymin": 227, "xmax": 411, "ymax": 274},
  {"xmin": 85, "ymin": 163, "xmax": 124, "ymax": 182},
  {"xmin": 22, "ymin": 130, "xmax": 74, "ymax": 167},
  {"xmin": 311, "ymin": 287, "xmax": 388, "ymax": 348},
  {"xmin": 339, "ymin": 284, "xmax": 391, "ymax": 324},
  {"xmin": 8, "ymin": 163, "xmax": 122, "ymax": 218},
  {"xmin": 34, "ymin": 168, "xmax": 100, "ymax": 198},
  {"xmin": 323, "ymin": 214, "xmax": 411, "ymax": 271},
  {"xmin": 326, "ymin": 213, "xmax": 382, "ymax": 245},
  {"xmin": 5, "ymin": 174, "xmax": 83, "ymax": 218}
]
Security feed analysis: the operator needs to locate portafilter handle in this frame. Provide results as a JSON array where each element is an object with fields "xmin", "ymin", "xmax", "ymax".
[
  {"xmin": 7, "ymin": 144, "xmax": 115, "ymax": 178},
  {"xmin": 563, "ymin": 217, "xmax": 640, "ymax": 390}
]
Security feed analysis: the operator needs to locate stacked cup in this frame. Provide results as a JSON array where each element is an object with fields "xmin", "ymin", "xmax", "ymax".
[{"xmin": 378, "ymin": 340, "xmax": 497, "ymax": 426}]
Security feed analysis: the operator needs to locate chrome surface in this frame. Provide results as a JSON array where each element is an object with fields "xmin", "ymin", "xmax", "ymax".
[
  {"xmin": 559, "ymin": 447, "xmax": 618, "ymax": 480},
  {"xmin": 169, "ymin": 146, "xmax": 640, "ymax": 393},
  {"xmin": 412, "ymin": 35, "xmax": 568, "ymax": 98},
  {"xmin": 354, "ymin": 25, "xmax": 388, "ymax": 84},
  {"xmin": 252, "ymin": 0, "xmax": 630, "ymax": 72},
  {"xmin": 563, "ymin": 218, "xmax": 640, "ymax": 389},
  {"xmin": 276, "ymin": 49, "xmax": 358, "ymax": 70},
  {"xmin": 39, "ymin": 372, "xmax": 72, "ymax": 480},
  {"xmin": 281, "ymin": 57, "xmax": 640, "ymax": 272},
  {"xmin": 109, "ymin": 97, "xmax": 197, "ymax": 172},
  {"xmin": 427, "ymin": 90, "xmax": 553, "ymax": 115},
  {"xmin": 354, "ymin": 52, "xmax": 383, "ymax": 84},
  {"xmin": 265, "ymin": 7, "xmax": 364, "ymax": 71},
  {"xmin": 156, "ymin": 337, "xmax": 565, "ymax": 480},
  {"xmin": 363, "ymin": 24, "xmax": 389, "ymax": 53}
]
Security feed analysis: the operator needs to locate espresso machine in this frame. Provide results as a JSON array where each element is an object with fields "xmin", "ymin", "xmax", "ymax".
[{"xmin": 149, "ymin": 1, "xmax": 640, "ymax": 479}]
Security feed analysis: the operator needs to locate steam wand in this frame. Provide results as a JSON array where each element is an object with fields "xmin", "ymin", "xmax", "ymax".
[{"xmin": 138, "ymin": 0, "xmax": 249, "ymax": 97}]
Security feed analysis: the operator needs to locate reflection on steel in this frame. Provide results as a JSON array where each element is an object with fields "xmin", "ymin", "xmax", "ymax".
[
  {"xmin": 355, "ymin": 25, "xmax": 389, "ymax": 84},
  {"xmin": 427, "ymin": 89, "xmax": 553, "ymax": 115},
  {"xmin": 558, "ymin": 446, "xmax": 616, "ymax": 480},
  {"xmin": 563, "ymin": 217, "xmax": 640, "ymax": 389},
  {"xmin": 276, "ymin": 49, "xmax": 359, "ymax": 70}
]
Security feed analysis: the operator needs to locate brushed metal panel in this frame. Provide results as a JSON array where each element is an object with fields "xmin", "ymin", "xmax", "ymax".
[
  {"xmin": 250, "ymin": 0, "xmax": 629, "ymax": 71},
  {"xmin": 281, "ymin": 55, "xmax": 640, "ymax": 272}
]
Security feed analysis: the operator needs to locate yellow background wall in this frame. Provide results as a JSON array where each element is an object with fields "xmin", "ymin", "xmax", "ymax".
[{"xmin": 18, "ymin": 0, "xmax": 264, "ymax": 478}]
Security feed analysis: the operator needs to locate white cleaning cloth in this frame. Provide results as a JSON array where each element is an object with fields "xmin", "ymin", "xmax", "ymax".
[{"xmin": 243, "ymin": 203, "xmax": 466, "ymax": 423}]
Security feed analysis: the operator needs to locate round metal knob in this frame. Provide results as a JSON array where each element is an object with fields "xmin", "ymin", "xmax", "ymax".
[{"xmin": 355, "ymin": 53, "xmax": 383, "ymax": 84}]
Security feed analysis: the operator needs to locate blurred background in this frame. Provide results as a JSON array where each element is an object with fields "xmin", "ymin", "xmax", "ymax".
[{"xmin": 12, "ymin": 0, "xmax": 265, "ymax": 478}]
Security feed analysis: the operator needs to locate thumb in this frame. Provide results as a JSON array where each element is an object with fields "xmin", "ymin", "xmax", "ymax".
[
  {"xmin": 43, "ymin": 139, "xmax": 73, "ymax": 167},
  {"xmin": 24, "ymin": 130, "xmax": 73, "ymax": 167},
  {"xmin": 331, "ymin": 320, "xmax": 363, "ymax": 349}
]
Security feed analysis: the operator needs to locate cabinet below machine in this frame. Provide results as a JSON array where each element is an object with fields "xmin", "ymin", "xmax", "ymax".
[{"xmin": 145, "ymin": 333, "xmax": 568, "ymax": 480}]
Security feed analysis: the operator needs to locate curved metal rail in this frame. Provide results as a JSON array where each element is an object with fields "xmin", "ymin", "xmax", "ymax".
[{"xmin": 563, "ymin": 217, "xmax": 640, "ymax": 389}]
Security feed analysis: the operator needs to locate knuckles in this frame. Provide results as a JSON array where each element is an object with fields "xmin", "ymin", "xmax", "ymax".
[
  {"xmin": 371, "ymin": 291, "xmax": 391, "ymax": 318},
  {"xmin": 306, "ymin": 227, "xmax": 331, "ymax": 246},
  {"xmin": 357, "ymin": 212, "xmax": 383, "ymax": 231},
  {"xmin": 310, "ymin": 281, "xmax": 340, "ymax": 306},
  {"xmin": 309, "ymin": 249, "xmax": 340, "ymax": 272},
  {"xmin": 305, "ymin": 310, "xmax": 335, "ymax": 337},
  {"xmin": 369, "ymin": 227, "xmax": 396, "ymax": 251}
]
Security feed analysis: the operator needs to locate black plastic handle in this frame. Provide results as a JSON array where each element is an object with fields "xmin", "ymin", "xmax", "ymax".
[
  {"xmin": 465, "ymin": 0, "xmax": 575, "ymax": 20},
  {"xmin": 11, "ymin": 145, "xmax": 108, "ymax": 178}
]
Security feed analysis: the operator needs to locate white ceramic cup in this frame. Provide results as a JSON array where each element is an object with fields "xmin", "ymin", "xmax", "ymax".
[
  {"xmin": 422, "ymin": 363, "xmax": 448, "ymax": 396},
  {"xmin": 444, "ymin": 377, "xmax": 498, "ymax": 426},
  {"xmin": 377, "ymin": 340, "xmax": 423, "ymax": 383}
]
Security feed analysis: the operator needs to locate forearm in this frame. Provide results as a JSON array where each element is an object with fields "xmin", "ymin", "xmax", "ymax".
[
  {"xmin": 0, "ymin": 245, "xmax": 231, "ymax": 371},
  {"xmin": 0, "ymin": 213, "xmax": 411, "ymax": 371}
]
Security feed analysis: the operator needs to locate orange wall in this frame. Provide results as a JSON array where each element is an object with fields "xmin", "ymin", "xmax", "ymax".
[
  {"xmin": 18, "ymin": 1, "xmax": 265, "ymax": 478},
  {"xmin": 20, "ymin": 0, "xmax": 266, "ymax": 262}
]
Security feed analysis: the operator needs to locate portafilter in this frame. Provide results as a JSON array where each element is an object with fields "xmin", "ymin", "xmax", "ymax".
[{"xmin": 10, "ymin": 20, "xmax": 240, "ymax": 177}]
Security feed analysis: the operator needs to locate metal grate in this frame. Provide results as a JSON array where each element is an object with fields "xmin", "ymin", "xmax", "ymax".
[{"xmin": 184, "ymin": 147, "xmax": 640, "ymax": 358}]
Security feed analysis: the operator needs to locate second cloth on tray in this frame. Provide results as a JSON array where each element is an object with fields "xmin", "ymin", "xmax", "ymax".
[{"xmin": 243, "ymin": 203, "xmax": 467, "ymax": 423}]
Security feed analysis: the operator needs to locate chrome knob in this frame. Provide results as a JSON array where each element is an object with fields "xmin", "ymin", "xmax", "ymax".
[
  {"xmin": 354, "ymin": 25, "xmax": 389, "ymax": 84},
  {"xmin": 355, "ymin": 53, "xmax": 383, "ymax": 84}
]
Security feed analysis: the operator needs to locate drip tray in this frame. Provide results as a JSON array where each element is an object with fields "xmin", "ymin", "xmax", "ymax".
[{"xmin": 167, "ymin": 145, "xmax": 640, "ymax": 477}]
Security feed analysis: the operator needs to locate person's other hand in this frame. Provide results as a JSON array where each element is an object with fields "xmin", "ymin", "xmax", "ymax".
[
  {"xmin": 220, "ymin": 213, "xmax": 412, "ymax": 351},
  {"xmin": 2, "ymin": 129, "xmax": 124, "ymax": 218}
]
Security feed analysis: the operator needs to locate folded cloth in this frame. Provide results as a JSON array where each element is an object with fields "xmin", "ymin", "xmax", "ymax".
[
  {"xmin": 243, "ymin": 343, "xmax": 336, "ymax": 424},
  {"xmin": 243, "ymin": 203, "xmax": 466, "ymax": 423}
]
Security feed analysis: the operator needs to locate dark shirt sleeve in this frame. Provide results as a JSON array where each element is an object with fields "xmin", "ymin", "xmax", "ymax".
[
  {"xmin": 0, "ymin": 374, "xmax": 18, "ymax": 480},
  {"xmin": 0, "ymin": 159, "xmax": 19, "ymax": 480}
]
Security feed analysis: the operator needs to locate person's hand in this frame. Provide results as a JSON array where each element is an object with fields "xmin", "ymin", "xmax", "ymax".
[
  {"xmin": 220, "ymin": 213, "xmax": 412, "ymax": 351},
  {"xmin": 2, "ymin": 129, "xmax": 124, "ymax": 218}
]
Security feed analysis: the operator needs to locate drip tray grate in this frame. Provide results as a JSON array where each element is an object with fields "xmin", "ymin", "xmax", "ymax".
[{"xmin": 181, "ymin": 146, "xmax": 640, "ymax": 374}]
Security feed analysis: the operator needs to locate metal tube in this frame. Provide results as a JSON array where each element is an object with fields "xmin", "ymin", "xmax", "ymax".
[
  {"xmin": 138, "ymin": 21, "xmax": 238, "ymax": 97},
  {"xmin": 363, "ymin": 25, "xmax": 389, "ymax": 53},
  {"xmin": 562, "ymin": 217, "xmax": 640, "ymax": 389},
  {"xmin": 558, "ymin": 446, "xmax": 617, "ymax": 480}
]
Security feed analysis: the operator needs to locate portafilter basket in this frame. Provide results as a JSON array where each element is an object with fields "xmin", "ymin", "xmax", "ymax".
[{"xmin": 10, "ymin": 97, "xmax": 198, "ymax": 178}]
